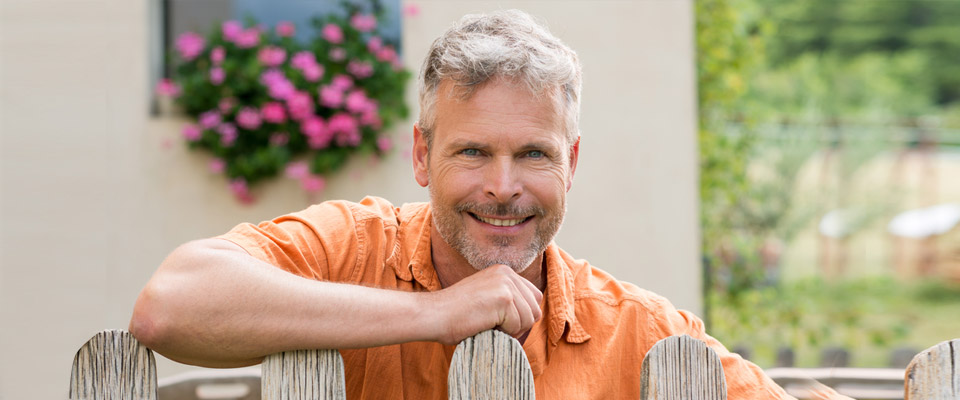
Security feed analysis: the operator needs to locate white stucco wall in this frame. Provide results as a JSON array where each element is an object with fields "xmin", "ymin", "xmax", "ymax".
[{"xmin": 0, "ymin": 1, "xmax": 698, "ymax": 398}]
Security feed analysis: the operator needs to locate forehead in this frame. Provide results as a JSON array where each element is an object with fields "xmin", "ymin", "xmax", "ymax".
[{"xmin": 432, "ymin": 79, "xmax": 566, "ymax": 146}]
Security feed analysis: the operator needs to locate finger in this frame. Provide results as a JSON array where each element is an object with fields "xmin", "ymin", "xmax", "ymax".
[
  {"xmin": 510, "ymin": 275, "xmax": 542, "ymax": 323},
  {"xmin": 498, "ymin": 298, "xmax": 522, "ymax": 336},
  {"xmin": 508, "ymin": 279, "xmax": 535, "ymax": 335},
  {"xmin": 515, "ymin": 273, "xmax": 543, "ymax": 305}
]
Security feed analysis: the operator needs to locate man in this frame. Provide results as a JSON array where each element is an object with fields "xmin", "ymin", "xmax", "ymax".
[{"xmin": 131, "ymin": 10, "xmax": 839, "ymax": 399}]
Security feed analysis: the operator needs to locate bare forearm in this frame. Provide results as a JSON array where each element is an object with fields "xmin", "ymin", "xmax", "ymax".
[{"xmin": 129, "ymin": 239, "xmax": 437, "ymax": 367}]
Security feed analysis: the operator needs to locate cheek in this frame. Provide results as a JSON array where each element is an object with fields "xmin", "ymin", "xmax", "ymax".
[{"xmin": 524, "ymin": 166, "xmax": 569, "ymax": 201}]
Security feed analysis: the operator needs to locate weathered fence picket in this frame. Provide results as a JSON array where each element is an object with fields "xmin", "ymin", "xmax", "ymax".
[
  {"xmin": 448, "ymin": 329, "xmax": 535, "ymax": 400},
  {"xmin": 904, "ymin": 338, "xmax": 960, "ymax": 400},
  {"xmin": 261, "ymin": 349, "xmax": 347, "ymax": 400},
  {"xmin": 640, "ymin": 334, "xmax": 727, "ymax": 400},
  {"xmin": 69, "ymin": 328, "xmax": 960, "ymax": 399},
  {"xmin": 69, "ymin": 329, "xmax": 158, "ymax": 400}
]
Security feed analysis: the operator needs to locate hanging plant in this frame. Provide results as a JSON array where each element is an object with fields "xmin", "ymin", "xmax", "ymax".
[{"xmin": 156, "ymin": 3, "xmax": 410, "ymax": 203}]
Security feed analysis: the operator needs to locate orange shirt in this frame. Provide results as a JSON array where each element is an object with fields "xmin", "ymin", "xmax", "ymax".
[{"xmin": 219, "ymin": 196, "xmax": 793, "ymax": 399}]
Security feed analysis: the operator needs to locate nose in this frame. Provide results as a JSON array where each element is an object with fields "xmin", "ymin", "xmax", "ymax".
[{"xmin": 483, "ymin": 156, "xmax": 522, "ymax": 203}]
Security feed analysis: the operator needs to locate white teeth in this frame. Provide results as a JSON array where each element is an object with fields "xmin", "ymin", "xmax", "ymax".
[{"xmin": 476, "ymin": 215, "xmax": 526, "ymax": 227}]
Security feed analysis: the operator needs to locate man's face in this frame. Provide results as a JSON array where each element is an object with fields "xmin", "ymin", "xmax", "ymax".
[{"xmin": 413, "ymin": 79, "xmax": 579, "ymax": 273}]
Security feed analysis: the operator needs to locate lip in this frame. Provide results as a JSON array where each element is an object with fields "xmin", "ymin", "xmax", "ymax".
[{"xmin": 466, "ymin": 212, "xmax": 534, "ymax": 233}]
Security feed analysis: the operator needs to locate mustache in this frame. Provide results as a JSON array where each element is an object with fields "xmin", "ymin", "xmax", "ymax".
[{"xmin": 454, "ymin": 202, "xmax": 545, "ymax": 218}]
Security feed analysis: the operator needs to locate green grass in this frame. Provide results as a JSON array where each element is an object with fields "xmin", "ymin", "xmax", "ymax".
[{"xmin": 708, "ymin": 277, "xmax": 960, "ymax": 368}]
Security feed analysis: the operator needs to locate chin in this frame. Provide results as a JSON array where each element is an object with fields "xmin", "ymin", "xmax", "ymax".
[{"xmin": 465, "ymin": 246, "xmax": 540, "ymax": 273}]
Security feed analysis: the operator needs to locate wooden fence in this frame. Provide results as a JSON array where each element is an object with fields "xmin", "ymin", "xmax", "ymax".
[{"xmin": 69, "ymin": 329, "xmax": 959, "ymax": 399}]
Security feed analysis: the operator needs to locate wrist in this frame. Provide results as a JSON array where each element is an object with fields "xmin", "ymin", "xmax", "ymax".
[{"xmin": 415, "ymin": 290, "xmax": 452, "ymax": 344}]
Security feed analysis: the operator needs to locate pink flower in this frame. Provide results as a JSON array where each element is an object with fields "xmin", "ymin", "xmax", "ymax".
[
  {"xmin": 301, "ymin": 117, "xmax": 327, "ymax": 137},
  {"xmin": 260, "ymin": 102, "xmax": 287, "ymax": 124},
  {"xmin": 301, "ymin": 117, "xmax": 334, "ymax": 149},
  {"xmin": 211, "ymin": 46, "xmax": 226, "ymax": 64},
  {"xmin": 182, "ymin": 123, "xmax": 201, "ymax": 141},
  {"xmin": 291, "ymin": 51, "xmax": 316, "ymax": 70},
  {"xmin": 175, "ymin": 32, "xmax": 205, "ymax": 61},
  {"xmin": 276, "ymin": 21, "xmax": 295, "ymax": 37},
  {"xmin": 392, "ymin": 58, "xmax": 404, "ymax": 71},
  {"xmin": 269, "ymin": 80, "xmax": 296, "ymax": 100},
  {"xmin": 322, "ymin": 23, "xmax": 344, "ymax": 44},
  {"xmin": 218, "ymin": 97, "xmax": 236, "ymax": 114},
  {"xmin": 236, "ymin": 107, "xmax": 262, "ymax": 130},
  {"xmin": 261, "ymin": 70, "xmax": 295, "ymax": 100},
  {"xmin": 350, "ymin": 14, "xmax": 377, "ymax": 32},
  {"xmin": 285, "ymin": 161, "xmax": 310, "ymax": 179},
  {"xmin": 302, "ymin": 64, "xmax": 323, "ymax": 82},
  {"xmin": 331, "ymin": 74, "xmax": 353, "ymax": 90},
  {"xmin": 366, "ymin": 36, "xmax": 383, "ymax": 53},
  {"xmin": 209, "ymin": 158, "xmax": 226, "ymax": 173},
  {"xmin": 222, "ymin": 21, "xmax": 243, "ymax": 41},
  {"xmin": 319, "ymin": 85, "xmax": 344, "ymax": 108},
  {"xmin": 286, "ymin": 91, "xmax": 315, "ymax": 121},
  {"xmin": 155, "ymin": 78, "xmax": 180, "ymax": 97},
  {"xmin": 301, "ymin": 174, "xmax": 326, "ymax": 193},
  {"xmin": 329, "ymin": 47, "xmax": 346, "ymax": 62},
  {"xmin": 347, "ymin": 60, "xmax": 373, "ymax": 79},
  {"xmin": 199, "ymin": 110, "xmax": 221, "ymax": 129},
  {"xmin": 209, "ymin": 67, "xmax": 225, "ymax": 85},
  {"xmin": 269, "ymin": 132, "xmax": 289, "ymax": 146},
  {"xmin": 217, "ymin": 123, "xmax": 238, "ymax": 146},
  {"xmin": 345, "ymin": 90, "xmax": 375, "ymax": 114},
  {"xmin": 235, "ymin": 29, "xmax": 261, "ymax": 48},
  {"xmin": 257, "ymin": 46, "xmax": 287, "ymax": 67},
  {"xmin": 377, "ymin": 136, "xmax": 393, "ymax": 152},
  {"xmin": 229, "ymin": 179, "xmax": 254, "ymax": 204},
  {"xmin": 260, "ymin": 69, "xmax": 286, "ymax": 85},
  {"xmin": 376, "ymin": 46, "xmax": 397, "ymax": 63},
  {"xmin": 360, "ymin": 110, "xmax": 381, "ymax": 128},
  {"xmin": 328, "ymin": 113, "xmax": 360, "ymax": 147},
  {"xmin": 403, "ymin": 3, "xmax": 420, "ymax": 17}
]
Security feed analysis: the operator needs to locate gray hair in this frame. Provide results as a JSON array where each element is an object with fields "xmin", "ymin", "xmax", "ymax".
[{"xmin": 417, "ymin": 9, "xmax": 582, "ymax": 148}]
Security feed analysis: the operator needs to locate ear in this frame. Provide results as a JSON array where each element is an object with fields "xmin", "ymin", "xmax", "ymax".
[
  {"xmin": 412, "ymin": 123, "xmax": 430, "ymax": 187},
  {"xmin": 566, "ymin": 136, "xmax": 580, "ymax": 191}
]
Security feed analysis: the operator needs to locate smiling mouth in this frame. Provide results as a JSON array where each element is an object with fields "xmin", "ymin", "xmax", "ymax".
[{"xmin": 469, "ymin": 212, "xmax": 533, "ymax": 227}]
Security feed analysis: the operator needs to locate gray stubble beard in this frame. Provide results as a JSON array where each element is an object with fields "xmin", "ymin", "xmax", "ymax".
[{"xmin": 429, "ymin": 184, "xmax": 565, "ymax": 273}]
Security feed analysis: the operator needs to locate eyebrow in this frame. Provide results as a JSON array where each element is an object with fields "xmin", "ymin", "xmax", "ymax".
[
  {"xmin": 446, "ymin": 140, "xmax": 489, "ymax": 151},
  {"xmin": 517, "ymin": 141, "xmax": 560, "ymax": 152}
]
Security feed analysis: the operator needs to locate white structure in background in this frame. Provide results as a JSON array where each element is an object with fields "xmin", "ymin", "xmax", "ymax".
[{"xmin": 888, "ymin": 204, "xmax": 960, "ymax": 238}]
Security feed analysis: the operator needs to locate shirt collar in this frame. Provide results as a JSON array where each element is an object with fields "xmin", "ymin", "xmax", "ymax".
[
  {"xmin": 395, "ymin": 203, "xmax": 442, "ymax": 291},
  {"xmin": 543, "ymin": 243, "xmax": 591, "ymax": 345},
  {"xmin": 396, "ymin": 203, "xmax": 591, "ymax": 344}
]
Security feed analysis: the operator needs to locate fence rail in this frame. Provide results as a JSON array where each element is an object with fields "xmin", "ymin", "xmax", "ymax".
[{"xmin": 69, "ymin": 329, "xmax": 960, "ymax": 399}]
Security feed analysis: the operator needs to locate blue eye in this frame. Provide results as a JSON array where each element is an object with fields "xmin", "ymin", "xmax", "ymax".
[
  {"xmin": 528, "ymin": 150, "xmax": 544, "ymax": 158},
  {"xmin": 462, "ymin": 148, "xmax": 480, "ymax": 156}
]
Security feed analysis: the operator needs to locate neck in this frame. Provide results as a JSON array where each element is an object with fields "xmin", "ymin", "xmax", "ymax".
[{"xmin": 431, "ymin": 224, "xmax": 546, "ymax": 292}]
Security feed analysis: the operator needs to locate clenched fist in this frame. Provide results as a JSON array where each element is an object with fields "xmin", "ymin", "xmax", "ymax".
[{"xmin": 429, "ymin": 264, "xmax": 543, "ymax": 345}]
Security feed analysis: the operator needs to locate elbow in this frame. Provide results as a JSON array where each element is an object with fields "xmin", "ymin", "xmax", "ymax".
[
  {"xmin": 129, "ymin": 279, "xmax": 174, "ymax": 351},
  {"xmin": 129, "ymin": 241, "xmax": 208, "ymax": 350}
]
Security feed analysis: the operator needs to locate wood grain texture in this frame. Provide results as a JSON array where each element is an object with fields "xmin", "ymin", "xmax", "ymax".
[
  {"xmin": 261, "ymin": 349, "xmax": 346, "ymax": 400},
  {"xmin": 69, "ymin": 329, "xmax": 158, "ymax": 399},
  {"xmin": 640, "ymin": 334, "xmax": 727, "ymax": 400},
  {"xmin": 448, "ymin": 329, "xmax": 535, "ymax": 400},
  {"xmin": 905, "ymin": 338, "xmax": 960, "ymax": 399}
]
